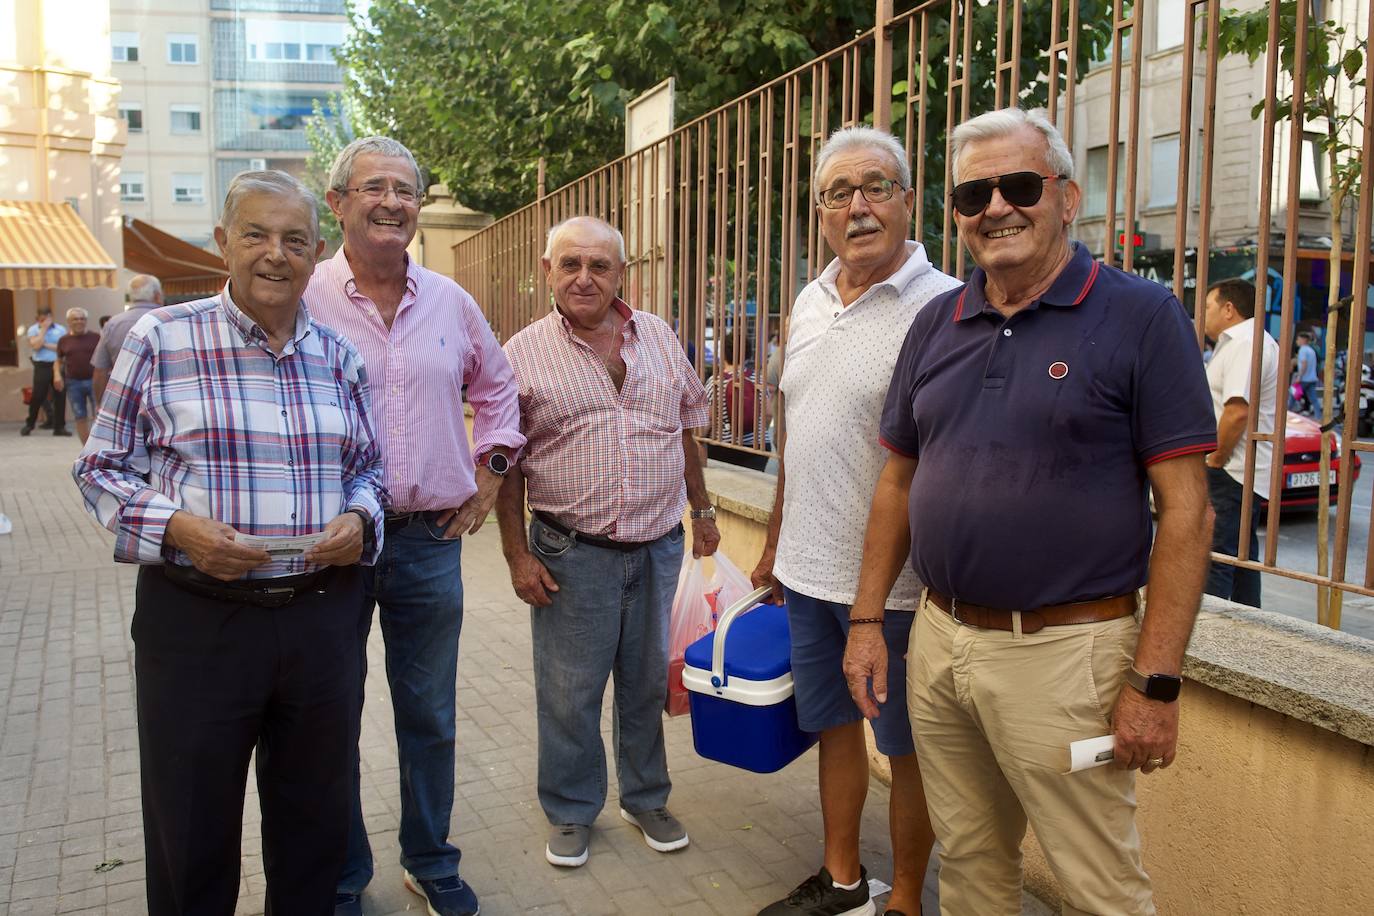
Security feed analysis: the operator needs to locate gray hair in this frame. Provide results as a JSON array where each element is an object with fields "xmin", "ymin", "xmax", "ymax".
[
  {"xmin": 220, "ymin": 170, "xmax": 321, "ymax": 242},
  {"xmin": 813, "ymin": 127, "xmax": 912, "ymax": 196},
  {"xmin": 951, "ymin": 107, "xmax": 1074, "ymax": 183},
  {"xmin": 328, "ymin": 136, "xmax": 422, "ymax": 192},
  {"xmin": 543, "ymin": 216, "xmax": 627, "ymax": 263},
  {"xmin": 127, "ymin": 274, "xmax": 162, "ymax": 303},
  {"xmin": 65, "ymin": 307, "xmax": 89, "ymax": 320}
]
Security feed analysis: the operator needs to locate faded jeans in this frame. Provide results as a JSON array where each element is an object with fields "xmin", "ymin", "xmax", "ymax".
[
  {"xmin": 338, "ymin": 513, "xmax": 465, "ymax": 893},
  {"xmin": 527, "ymin": 516, "xmax": 683, "ymax": 826}
]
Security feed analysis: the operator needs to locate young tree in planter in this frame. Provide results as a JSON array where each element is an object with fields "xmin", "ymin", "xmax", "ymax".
[{"xmin": 1216, "ymin": 0, "xmax": 1367, "ymax": 627}]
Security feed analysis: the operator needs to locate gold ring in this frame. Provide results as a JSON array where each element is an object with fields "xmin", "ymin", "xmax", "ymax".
[{"xmin": 1147, "ymin": 757, "xmax": 1165, "ymax": 767}]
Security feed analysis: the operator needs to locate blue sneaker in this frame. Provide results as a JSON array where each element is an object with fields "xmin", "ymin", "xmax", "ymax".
[
  {"xmin": 403, "ymin": 871, "xmax": 480, "ymax": 916},
  {"xmin": 333, "ymin": 892, "xmax": 363, "ymax": 916}
]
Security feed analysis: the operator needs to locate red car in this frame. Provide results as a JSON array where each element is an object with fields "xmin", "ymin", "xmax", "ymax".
[{"xmin": 1261, "ymin": 411, "xmax": 1362, "ymax": 510}]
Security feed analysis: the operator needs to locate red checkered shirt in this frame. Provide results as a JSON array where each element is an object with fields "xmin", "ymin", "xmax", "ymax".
[{"xmin": 504, "ymin": 299, "xmax": 708, "ymax": 541}]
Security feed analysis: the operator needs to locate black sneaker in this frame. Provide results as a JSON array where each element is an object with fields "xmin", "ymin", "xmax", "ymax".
[
  {"xmin": 19, "ymin": 425, "xmax": 32, "ymax": 437},
  {"xmin": 53, "ymin": 428, "xmax": 73, "ymax": 437},
  {"xmin": 758, "ymin": 866, "xmax": 874, "ymax": 916},
  {"xmin": 402, "ymin": 871, "xmax": 479, "ymax": 916}
]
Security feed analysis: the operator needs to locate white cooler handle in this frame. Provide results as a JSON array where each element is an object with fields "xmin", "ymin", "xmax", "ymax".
[{"xmin": 710, "ymin": 586, "xmax": 775, "ymax": 689}]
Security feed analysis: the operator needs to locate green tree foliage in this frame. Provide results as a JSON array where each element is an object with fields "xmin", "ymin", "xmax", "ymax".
[
  {"xmin": 342, "ymin": 1, "xmax": 1117, "ymax": 222},
  {"xmin": 303, "ymin": 94, "xmax": 360, "ymax": 249},
  {"xmin": 340, "ymin": 0, "xmax": 876, "ymax": 214}
]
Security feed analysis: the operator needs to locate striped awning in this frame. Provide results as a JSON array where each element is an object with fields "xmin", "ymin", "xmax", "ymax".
[
  {"xmin": 123, "ymin": 217, "xmax": 228, "ymax": 297},
  {"xmin": 0, "ymin": 200, "xmax": 118, "ymax": 290}
]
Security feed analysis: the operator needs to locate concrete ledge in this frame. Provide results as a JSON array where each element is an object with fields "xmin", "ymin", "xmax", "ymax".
[
  {"xmin": 703, "ymin": 462, "xmax": 1374, "ymax": 750},
  {"xmin": 1187, "ymin": 598, "xmax": 1374, "ymax": 747}
]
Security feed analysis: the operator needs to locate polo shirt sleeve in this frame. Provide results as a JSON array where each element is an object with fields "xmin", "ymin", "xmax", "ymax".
[
  {"xmin": 878, "ymin": 316, "xmax": 924, "ymax": 459},
  {"xmin": 1133, "ymin": 294, "xmax": 1217, "ymax": 465}
]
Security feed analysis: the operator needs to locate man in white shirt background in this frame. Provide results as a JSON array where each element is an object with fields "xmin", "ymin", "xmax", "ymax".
[{"xmin": 1203, "ymin": 278, "xmax": 1278, "ymax": 607}]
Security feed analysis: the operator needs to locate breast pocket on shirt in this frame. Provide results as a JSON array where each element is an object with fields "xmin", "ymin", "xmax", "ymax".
[{"xmin": 631, "ymin": 372, "xmax": 683, "ymax": 433}]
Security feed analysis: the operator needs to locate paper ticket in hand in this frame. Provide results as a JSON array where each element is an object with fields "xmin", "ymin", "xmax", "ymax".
[
  {"xmin": 234, "ymin": 531, "xmax": 328, "ymax": 557},
  {"xmin": 1068, "ymin": 735, "xmax": 1116, "ymax": 773}
]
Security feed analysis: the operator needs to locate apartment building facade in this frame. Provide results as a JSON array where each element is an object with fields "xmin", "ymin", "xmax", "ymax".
[
  {"xmin": 111, "ymin": 0, "xmax": 346, "ymax": 247},
  {"xmin": 1068, "ymin": 0, "xmax": 1367, "ymax": 330}
]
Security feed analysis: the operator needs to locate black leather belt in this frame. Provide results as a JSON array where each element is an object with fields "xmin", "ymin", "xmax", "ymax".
[
  {"xmin": 533, "ymin": 511, "xmax": 669, "ymax": 553},
  {"xmin": 163, "ymin": 564, "xmax": 334, "ymax": 608}
]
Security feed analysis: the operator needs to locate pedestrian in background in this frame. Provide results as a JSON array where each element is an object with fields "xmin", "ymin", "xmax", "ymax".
[
  {"xmin": 21, "ymin": 304, "xmax": 69, "ymax": 437},
  {"xmin": 94, "ymin": 274, "xmax": 165, "ymax": 405},
  {"xmin": 1202, "ymin": 278, "xmax": 1277, "ymax": 608},
  {"xmin": 55, "ymin": 308, "xmax": 101, "ymax": 443}
]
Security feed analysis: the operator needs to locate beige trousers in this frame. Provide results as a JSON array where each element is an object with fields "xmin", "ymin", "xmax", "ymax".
[{"xmin": 907, "ymin": 595, "xmax": 1155, "ymax": 916}]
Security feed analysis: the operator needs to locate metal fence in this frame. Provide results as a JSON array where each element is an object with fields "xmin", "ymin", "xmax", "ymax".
[{"xmin": 453, "ymin": 0, "xmax": 1374, "ymax": 625}]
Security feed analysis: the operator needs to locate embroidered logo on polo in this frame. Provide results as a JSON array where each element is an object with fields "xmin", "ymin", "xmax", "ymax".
[{"xmin": 1048, "ymin": 361, "xmax": 1069, "ymax": 380}]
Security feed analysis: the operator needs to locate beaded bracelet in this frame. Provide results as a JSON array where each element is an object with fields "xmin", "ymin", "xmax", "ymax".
[{"xmin": 848, "ymin": 617, "xmax": 884, "ymax": 625}]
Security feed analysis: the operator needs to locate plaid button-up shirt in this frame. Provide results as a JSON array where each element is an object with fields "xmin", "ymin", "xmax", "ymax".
[
  {"xmin": 73, "ymin": 288, "xmax": 387, "ymax": 578},
  {"xmin": 504, "ymin": 299, "xmax": 708, "ymax": 541}
]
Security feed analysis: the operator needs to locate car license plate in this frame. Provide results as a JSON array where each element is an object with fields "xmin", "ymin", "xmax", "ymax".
[{"xmin": 1287, "ymin": 471, "xmax": 1337, "ymax": 488}]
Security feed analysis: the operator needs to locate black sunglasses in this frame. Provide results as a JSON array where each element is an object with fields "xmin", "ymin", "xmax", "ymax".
[{"xmin": 950, "ymin": 171, "xmax": 1068, "ymax": 216}]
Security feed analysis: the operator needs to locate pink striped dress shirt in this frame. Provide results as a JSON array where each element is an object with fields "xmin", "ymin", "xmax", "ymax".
[
  {"xmin": 304, "ymin": 248, "xmax": 524, "ymax": 513},
  {"xmin": 503, "ymin": 299, "xmax": 708, "ymax": 542}
]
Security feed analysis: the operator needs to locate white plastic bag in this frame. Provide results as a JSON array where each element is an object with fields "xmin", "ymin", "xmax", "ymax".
[{"xmin": 665, "ymin": 552, "xmax": 753, "ymax": 716}]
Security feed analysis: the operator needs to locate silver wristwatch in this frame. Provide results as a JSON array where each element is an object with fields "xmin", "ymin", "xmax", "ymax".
[{"xmin": 689, "ymin": 505, "xmax": 717, "ymax": 521}]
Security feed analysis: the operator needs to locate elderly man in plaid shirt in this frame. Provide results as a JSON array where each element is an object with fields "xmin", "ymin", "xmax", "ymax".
[
  {"xmin": 73, "ymin": 171, "xmax": 386, "ymax": 916},
  {"xmin": 496, "ymin": 216, "xmax": 720, "ymax": 870}
]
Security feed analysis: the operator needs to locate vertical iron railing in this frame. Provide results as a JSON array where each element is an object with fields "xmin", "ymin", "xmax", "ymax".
[{"xmin": 452, "ymin": 0, "xmax": 1373, "ymax": 622}]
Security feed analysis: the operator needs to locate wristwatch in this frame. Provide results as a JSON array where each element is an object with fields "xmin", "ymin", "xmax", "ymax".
[
  {"xmin": 1124, "ymin": 667, "xmax": 1183, "ymax": 703},
  {"xmin": 347, "ymin": 508, "xmax": 376, "ymax": 553},
  {"xmin": 689, "ymin": 505, "xmax": 717, "ymax": 521},
  {"xmin": 482, "ymin": 451, "xmax": 511, "ymax": 477}
]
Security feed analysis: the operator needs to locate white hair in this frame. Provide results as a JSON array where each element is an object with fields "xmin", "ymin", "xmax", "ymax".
[
  {"xmin": 543, "ymin": 216, "xmax": 627, "ymax": 263},
  {"xmin": 221, "ymin": 170, "xmax": 320, "ymax": 242},
  {"xmin": 328, "ymin": 136, "xmax": 423, "ymax": 193},
  {"xmin": 128, "ymin": 274, "xmax": 162, "ymax": 303},
  {"xmin": 813, "ymin": 127, "xmax": 911, "ymax": 195},
  {"xmin": 951, "ymin": 107, "xmax": 1074, "ymax": 183},
  {"xmin": 65, "ymin": 307, "xmax": 89, "ymax": 320}
]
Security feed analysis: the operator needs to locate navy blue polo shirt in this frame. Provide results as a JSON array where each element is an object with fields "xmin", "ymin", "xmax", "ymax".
[{"xmin": 878, "ymin": 241, "xmax": 1215, "ymax": 609}]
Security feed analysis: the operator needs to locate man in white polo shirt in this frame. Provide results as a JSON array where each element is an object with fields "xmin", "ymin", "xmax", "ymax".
[
  {"xmin": 1202, "ymin": 278, "xmax": 1278, "ymax": 607},
  {"xmin": 751, "ymin": 126, "xmax": 958, "ymax": 916}
]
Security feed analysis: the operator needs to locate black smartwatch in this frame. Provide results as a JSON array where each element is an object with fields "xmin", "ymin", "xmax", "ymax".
[
  {"xmin": 482, "ymin": 451, "xmax": 511, "ymax": 477},
  {"xmin": 1124, "ymin": 667, "xmax": 1182, "ymax": 703}
]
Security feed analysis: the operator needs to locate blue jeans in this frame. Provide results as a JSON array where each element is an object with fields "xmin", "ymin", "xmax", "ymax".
[
  {"xmin": 338, "ymin": 513, "xmax": 465, "ymax": 894},
  {"xmin": 527, "ymin": 516, "xmax": 683, "ymax": 826},
  {"xmin": 65, "ymin": 378, "xmax": 94, "ymax": 419},
  {"xmin": 1205, "ymin": 466, "xmax": 1262, "ymax": 607}
]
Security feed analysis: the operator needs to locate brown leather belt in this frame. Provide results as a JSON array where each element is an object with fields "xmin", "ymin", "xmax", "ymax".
[{"xmin": 926, "ymin": 589, "xmax": 1136, "ymax": 634}]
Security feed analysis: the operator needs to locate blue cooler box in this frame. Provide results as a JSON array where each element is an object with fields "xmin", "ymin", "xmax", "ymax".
[{"xmin": 681, "ymin": 586, "xmax": 818, "ymax": 773}]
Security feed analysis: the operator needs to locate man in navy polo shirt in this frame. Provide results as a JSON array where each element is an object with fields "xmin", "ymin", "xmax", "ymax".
[{"xmin": 842, "ymin": 108, "xmax": 1215, "ymax": 915}]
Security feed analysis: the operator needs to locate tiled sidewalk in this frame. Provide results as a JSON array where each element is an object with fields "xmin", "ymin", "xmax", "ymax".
[{"xmin": 0, "ymin": 425, "xmax": 1050, "ymax": 915}]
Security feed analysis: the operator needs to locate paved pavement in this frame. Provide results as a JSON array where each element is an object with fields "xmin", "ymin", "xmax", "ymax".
[{"xmin": 0, "ymin": 424, "xmax": 1052, "ymax": 915}]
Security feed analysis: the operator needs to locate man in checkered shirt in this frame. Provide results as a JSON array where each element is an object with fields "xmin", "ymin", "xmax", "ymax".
[
  {"xmin": 495, "ymin": 216, "xmax": 719, "ymax": 871},
  {"xmin": 73, "ymin": 171, "xmax": 386, "ymax": 915}
]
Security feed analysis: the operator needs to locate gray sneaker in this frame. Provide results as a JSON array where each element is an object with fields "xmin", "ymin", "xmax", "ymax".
[
  {"xmin": 546, "ymin": 824, "xmax": 590, "ymax": 867},
  {"xmin": 619, "ymin": 806, "xmax": 689, "ymax": 852}
]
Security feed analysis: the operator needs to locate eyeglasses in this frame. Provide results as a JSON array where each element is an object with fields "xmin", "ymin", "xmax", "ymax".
[
  {"xmin": 817, "ymin": 178, "xmax": 902, "ymax": 209},
  {"xmin": 949, "ymin": 171, "xmax": 1067, "ymax": 216},
  {"xmin": 339, "ymin": 183, "xmax": 421, "ymax": 205}
]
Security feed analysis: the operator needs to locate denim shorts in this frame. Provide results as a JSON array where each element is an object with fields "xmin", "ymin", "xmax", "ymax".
[
  {"xmin": 65, "ymin": 378, "xmax": 94, "ymax": 419},
  {"xmin": 783, "ymin": 587, "xmax": 916, "ymax": 757}
]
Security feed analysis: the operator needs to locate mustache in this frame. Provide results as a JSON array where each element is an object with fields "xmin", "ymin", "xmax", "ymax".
[{"xmin": 846, "ymin": 216, "xmax": 881, "ymax": 238}]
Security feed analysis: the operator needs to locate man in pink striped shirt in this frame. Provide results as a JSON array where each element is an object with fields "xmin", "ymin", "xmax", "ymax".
[
  {"xmin": 495, "ymin": 216, "xmax": 718, "ymax": 871},
  {"xmin": 305, "ymin": 137, "xmax": 524, "ymax": 916}
]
